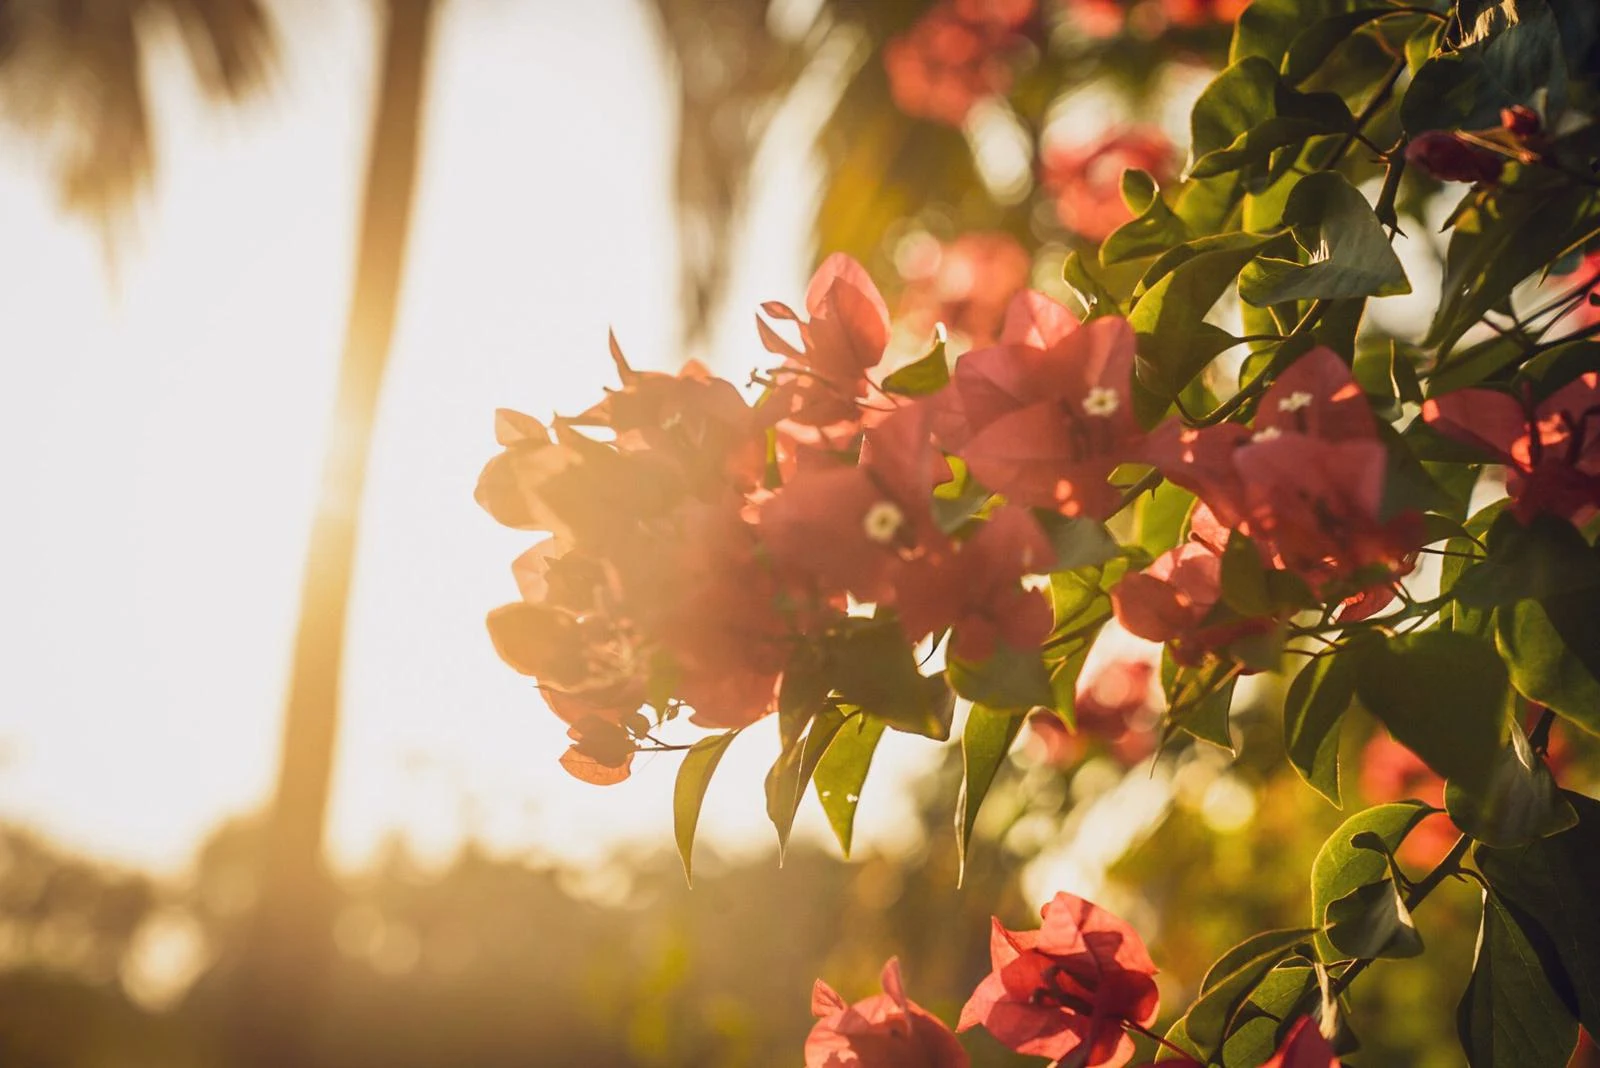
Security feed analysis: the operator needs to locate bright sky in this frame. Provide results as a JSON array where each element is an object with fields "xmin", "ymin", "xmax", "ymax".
[{"xmin": 0, "ymin": 0, "xmax": 941, "ymax": 877}]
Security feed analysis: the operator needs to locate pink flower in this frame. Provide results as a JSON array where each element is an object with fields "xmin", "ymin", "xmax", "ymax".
[
  {"xmin": 896, "ymin": 231, "xmax": 1033, "ymax": 345},
  {"xmin": 940, "ymin": 310, "xmax": 1149, "ymax": 517},
  {"xmin": 807, "ymin": 958, "xmax": 970, "ymax": 1068},
  {"xmin": 761, "ymin": 254, "xmax": 893, "ymax": 432},
  {"xmin": 1043, "ymin": 128, "xmax": 1179, "ymax": 242},
  {"xmin": 1422, "ymin": 373, "xmax": 1600, "ymax": 524},
  {"xmin": 1149, "ymin": 348, "xmax": 1424, "ymax": 618},
  {"xmin": 958, "ymin": 892, "xmax": 1160, "ymax": 1067},
  {"xmin": 1262, "ymin": 1017, "xmax": 1339, "ymax": 1068},
  {"xmin": 894, "ymin": 504, "xmax": 1056, "ymax": 660},
  {"xmin": 883, "ymin": 4, "xmax": 1025, "ymax": 127}
]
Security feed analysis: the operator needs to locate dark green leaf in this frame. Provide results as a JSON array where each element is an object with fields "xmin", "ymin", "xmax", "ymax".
[
  {"xmin": 1458, "ymin": 892, "xmax": 1579, "ymax": 1067},
  {"xmin": 1189, "ymin": 60, "xmax": 1354, "ymax": 179},
  {"xmin": 1311, "ymin": 801, "xmax": 1433, "ymax": 958},
  {"xmin": 957, "ymin": 704, "xmax": 1024, "ymax": 886},
  {"xmin": 1352, "ymin": 630, "xmax": 1511, "ymax": 793},
  {"xmin": 1282, "ymin": 9, "xmax": 1394, "ymax": 83},
  {"xmin": 829, "ymin": 617, "xmax": 954, "ymax": 739},
  {"xmin": 1220, "ymin": 532, "xmax": 1273, "ymax": 617},
  {"xmin": 1446, "ymin": 727, "xmax": 1578, "ymax": 848},
  {"xmin": 1037, "ymin": 512, "xmax": 1122, "ymax": 571},
  {"xmin": 778, "ymin": 643, "xmax": 830, "ymax": 752},
  {"xmin": 1327, "ymin": 878, "xmax": 1424, "ymax": 959},
  {"xmin": 1187, "ymin": 927, "xmax": 1319, "ymax": 1054},
  {"xmin": 949, "ymin": 640, "xmax": 1055, "ymax": 712},
  {"xmin": 1103, "ymin": 171, "xmax": 1193, "ymax": 266},
  {"xmin": 882, "ymin": 337, "xmax": 950, "ymax": 396},
  {"xmin": 1499, "ymin": 601, "xmax": 1600, "ymax": 737},
  {"xmin": 1232, "ymin": 0, "xmax": 1357, "ymax": 66},
  {"xmin": 1239, "ymin": 173, "xmax": 1409, "ymax": 305},
  {"xmin": 814, "ymin": 712, "xmax": 885, "ymax": 859},
  {"xmin": 1283, "ymin": 640, "xmax": 1365, "ymax": 806},
  {"xmin": 1162, "ymin": 652, "xmax": 1236, "ymax": 751},
  {"xmin": 673, "ymin": 730, "xmax": 740, "ymax": 884},
  {"xmin": 765, "ymin": 704, "xmax": 847, "ymax": 859},
  {"xmin": 1478, "ymin": 792, "xmax": 1600, "ymax": 1037}
]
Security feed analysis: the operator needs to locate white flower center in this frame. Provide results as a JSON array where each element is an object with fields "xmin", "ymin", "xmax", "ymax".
[
  {"xmin": 863, "ymin": 501, "xmax": 905, "ymax": 545},
  {"xmin": 1277, "ymin": 391, "xmax": 1314, "ymax": 413},
  {"xmin": 1081, "ymin": 387, "xmax": 1120, "ymax": 417},
  {"xmin": 1252, "ymin": 426, "xmax": 1283, "ymax": 443}
]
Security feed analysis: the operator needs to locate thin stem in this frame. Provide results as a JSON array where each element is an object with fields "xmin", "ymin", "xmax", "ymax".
[{"xmin": 1126, "ymin": 1020, "xmax": 1197, "ymax": 1061}]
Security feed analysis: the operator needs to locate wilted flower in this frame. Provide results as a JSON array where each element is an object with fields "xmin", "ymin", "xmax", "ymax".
[
  {"xmin": 807, "ymin": 957, "xmax": 970, "ymax": 1068},
  {"xmin": 1405, "ymin": 130, "xmax": 1505, "ymax": 184}
]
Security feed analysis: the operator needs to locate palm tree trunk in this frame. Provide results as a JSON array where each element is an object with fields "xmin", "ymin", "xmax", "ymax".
[{"xmin": 233, "ymin": 3, "xmax": 436, "ymax": 1064}]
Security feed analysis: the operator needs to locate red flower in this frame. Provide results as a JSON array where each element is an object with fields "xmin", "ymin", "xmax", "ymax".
[
  {"xmin": 1111, "ymin": 504, "xmax": 1278, "ymax": 664},
  {"xmin": 1043, "ymin": 128, "xmax": 1179, "ymax": 242},
  {"xmin": 883, "ymin": 4, "xmax": 1023, "ymax": 127},
  {"xmin": 1077, "ymin": 659, "xmax": 1161, "ymax": 765},
  {"xmin": 1262, "ymin": 1017, "xmax": 1339, "ymax": 1068},
  {"xmin": 1405, "ymin": 130, "xmax": 1505, "ymax": 184},
  {"xmin": 806, "ymin": 958, "xmax": 970, "ymax": 1068},
  {"xmin": 1422, "ymin": 373, "xmax": 1600, "ymax": 524},
  {"xmin": 958, "ymin": 892, "xmax": 1160, "ymax": 1067},
  {"xmin": 894, "ymin": 504, "xmax": 1056, "ymax": 660},
  {"xmin": 761, "ymin": 254, "xmax": 893, "ymax": 432},
  {"xmin": 896, "ymin": 231, "xmax": 1033, "ymax": 345},
  {"xmin": 1359, "ymin": 730, "xmax": 1458, "ymax": 868},
  {"xmin": 1149, "ymin": 348, "xmax": 1423, "ymax": 617},
  {"xmin": 1159, "ymin": 0, "xmax": 1249, "ymax": 25},
  {"xmin": 942, "ymin": 314, "xmax": 1148, "ymax": 516},
  {"xmin": 557, "ymin": 716, "xmax": 636, "ymax": 786},
  {"xmin": 760, "ymin": 403, "xmax": 952, "ymax": 604}
]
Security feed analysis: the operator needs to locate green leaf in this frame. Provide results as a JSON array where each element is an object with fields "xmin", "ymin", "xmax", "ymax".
[
  {"xmin": 765, "ymin": 703, "xmax": 847, "ymax": 859},
  {"xmin": 1478, "ymin": 791, "xmax": 1600, "ymax": 1038},
  {"xmin": 673, "ymin": 730, "xmax": 740, "ymax": 884},
  {"xmin": 1232, "ymin": 0, "xmax": 1357, "ymax": 66},
  {"xmin": 1134, "ymin": 480, "xmax": 1196, "ymax": 559},
  {"xmin": 1188, "ymin": 59, "xmax": 1355, "ymax": 179},
  {"xmin": 1129, "ymin": 233, "xmax": 1291, "ymax": 399},
  {"xmin": 1445, "ymin": 727, "xmax": 1578, "ymax": 848},
  {"xmin": 777, "ymin": 643, "xmax": 830, "ymax": 752},
  {"xmin": 949, "ymin": 640, "xmax": 1055, "ymax": 712},
  {"xmin": 1063, "ymin": 250, "xmax": 1123, "ymax": 317},
  {"xmin": 957, "ymin": 704, "xmax": 1024, "ymax": 886},
  {"xmin": 882, "ymin": 336, "xmax": 950, "ymax": 396},
  {"xmin": 1281, "ymin": 8, "xmax": 1394, "ymax": 84},
  {"xmin": 829, "ymin": 617, "xmax": 954, "ymax": 739},
  {"xmin": 1425, "ymin": 183, "xmax": 1600, "ymax": 353},
  {"xmin": 814, "ymin": 712, "xmax": 886, "ymax": 859},
  {"xmin": 1102, "ymin": 171, "xmax": 1194, "ymax": 265},
  {"xmin": 1352, "ymin": 630, "xmax": 1511, "ymax": 793},
  {"xmin": 1239, "ymin": 173, "xmax": 1410, "ymax": 305},
  {"xmin": 1036, "ymin": 512, "xmax": 1122, "ymax": 571},
  {"xmin": 1499, "ymin": 601, "xmax": 1600, "ymax": 737},
  {"xmin": 1220, "ymin": 532, "xmax": 1273, "ymax": 617},
  {"xmin": 1326, "ymin": 878, "xmax": 1425, "ymax": 959},
  {"xmin": 1187, "ymin": 927, "xmax": 1319, "ymax": 1055},
  {"xmin": 1404, "ymin": 0, "xmax": 1571, "ymax": 135},
  {"xmin": 1458, "ymin": 892, "xmax": 1579, "ymax": 1067},
  {"xmin": 1310, "ymin": 801, "xmax": 1433, "ymax": 958},
  {"xmin": 1283, "ymin": 640, "xmax": 1364, "ymax": 806},
  {"xmin": 1162, "ymin": 653, "xmax": 1236, "ymax": 751}
]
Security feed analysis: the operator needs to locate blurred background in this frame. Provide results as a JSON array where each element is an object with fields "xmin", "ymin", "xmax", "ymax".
[{"xmin": 0, "ymin": 1, "xmax": 1592, "ymax": 1065}]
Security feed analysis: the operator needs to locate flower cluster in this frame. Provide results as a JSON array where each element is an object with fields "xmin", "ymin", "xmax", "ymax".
[
  {"xmin": 806, "ymin": 892, "xmax": 1339, "ymax": 1068},
  {"xmin": 883, "ymin": 0, "xmax": 1036, "ymax": 127},
  {"xmin": 481, "ymin": 256, "xmax": 1451, "ymax": 783},
  {"xmin": 1043, "ymin": 127, "xmax": 1180, "ymax": 242}
]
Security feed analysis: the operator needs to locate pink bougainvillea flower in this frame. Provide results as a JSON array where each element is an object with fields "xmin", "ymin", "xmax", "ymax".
[
  {"xmin": 894, "ymin": 504, "xmax": 1056, "ymax": 660},
  {"xmin": 1405, "ymin": 130, "xmax": 1505, "ymax": 184},
  {"xmin": 806, "ymin": 957, "xmax": 970, "ymax": 1068},
  {"xmin": 761, "ymin": 254, "xmax": 892, "ymax": 432},
  {"xmin": 1028, "ymin": 708, "xmax": 1088, "ymax": 767},
  {"xmin": 1111, "ymin": 503, "xmax": 1277, "ymax": 665},
  {"xmin": 1149, "ymin": 348, "xmax": 1424, "ymax": 617},
  {"xmin": 1043, "ymin": 127, "xmax": 1179, "ymax": 242},
  {"xmin": 896, "ymin": 231, "xmax": 1033, "ymax": 345},
  {"xmin": 760, "ymin": 403, "xmax": 951, "ymax": 603},
  {"xmin": 946, "ymin": 315, "xmax": 1148, "ymax": 516},
  {"xmin": 959, "ymin": 891, "xmax": 1160, "ymax": 1067},
  {"xmin": 1160, "ymin": 0, "xmax": 1249, "ymax": 25},
  {"xmin": 883, "ymin": 4, "xmax": 1021, "ymax": 127},
  {"xmin": 1261, "ymin": 1017, "xmax": 1339, "ymax": 1068},
  {"xmin": 954, "ymin": 0, "xmax": 1036, "ymax": 29},
  {"xmin": 1076, "ymin": 658, "xmax": 1161, "ymax": 765},
  {"xmin": 1422, "ymin": 373, "xmax": 1600, "ymax": 524}
]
